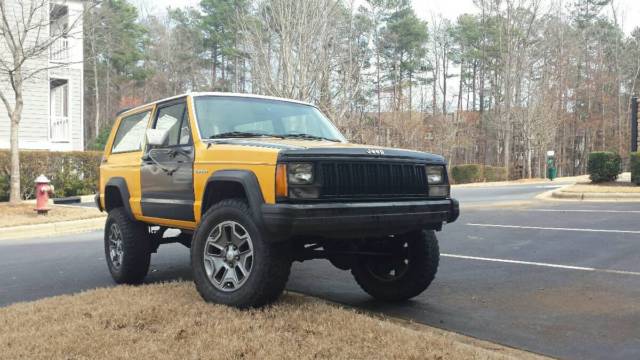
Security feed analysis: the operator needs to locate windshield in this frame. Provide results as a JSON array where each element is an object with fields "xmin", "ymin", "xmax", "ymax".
[{"xmin": 193, "ymin": 96, "xmax": 346, "ymax": 142}]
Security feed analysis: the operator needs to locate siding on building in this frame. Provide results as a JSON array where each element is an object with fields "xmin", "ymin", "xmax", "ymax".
[{"xmin": 0, "ymin": 0, "xmax": 84, "ymax": 152}]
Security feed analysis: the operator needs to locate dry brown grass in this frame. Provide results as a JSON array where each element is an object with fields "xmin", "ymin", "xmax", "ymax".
[
  {"xmin": 452, "ymin": 175, "xmax": 590, "ymax": 188},
  {"xmin": 0, "ymin": 282, "xmax": 543, "ymax": 360},
  {"xmin": 0, "ymin": 203, "xmax": 104, "ymax": 227},
  {"xmin": 565, "ymin": 182, "xmax": 640, "ymax": 193}
]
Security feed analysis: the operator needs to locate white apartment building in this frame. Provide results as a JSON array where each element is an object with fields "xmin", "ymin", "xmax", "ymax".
[{"xmin": 0, "ymin": 0, "xmax": 84, "ymax": 151}]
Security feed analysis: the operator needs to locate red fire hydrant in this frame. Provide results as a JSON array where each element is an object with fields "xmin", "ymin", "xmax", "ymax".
[{"xmin": 34, "ymin": 175, "xmax": 54, "ymax": 215}]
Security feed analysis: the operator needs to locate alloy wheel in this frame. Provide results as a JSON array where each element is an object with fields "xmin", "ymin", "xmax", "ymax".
[
  {"xmin": 203, "ymin": 221, "xmax": 254, "ymax": 292},
  {"xmin": 108, "ymin": 223, "xmax": 124, "ymax": 270}
]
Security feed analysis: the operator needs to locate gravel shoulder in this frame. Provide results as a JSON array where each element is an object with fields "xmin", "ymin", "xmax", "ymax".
[{"xmin": 0, "ymin": 282, "xmax": 547, "ymax": 360}]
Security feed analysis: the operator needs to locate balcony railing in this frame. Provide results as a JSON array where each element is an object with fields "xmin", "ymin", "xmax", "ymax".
[
  {"xmin": 50, "ymin": 38, "xmax": 69, "ymax": 62},
  {"xmin": 50, "ymin": 115, "xmax": 70, "ymax": 142}
]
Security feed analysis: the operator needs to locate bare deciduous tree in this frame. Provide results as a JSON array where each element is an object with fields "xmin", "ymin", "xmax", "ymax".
[{"xmin": 0, "ymin": 0, "xmax": 83, "ymax": 203}]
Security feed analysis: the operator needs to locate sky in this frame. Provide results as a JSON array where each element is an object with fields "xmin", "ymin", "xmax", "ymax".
[{"xmin": 132, "ymin": 0, "xmax": 640, "ymax": 33}]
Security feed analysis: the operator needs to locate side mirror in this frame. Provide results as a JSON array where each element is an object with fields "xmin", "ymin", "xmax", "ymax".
[{"xmin": 146, "ymin": 128, "xmax": 169, "ymax": 146}]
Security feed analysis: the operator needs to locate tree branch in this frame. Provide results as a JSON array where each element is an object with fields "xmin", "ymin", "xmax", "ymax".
[{"xmin": 0, "ymin": 87, "xmax": 13, "ymax": 116}]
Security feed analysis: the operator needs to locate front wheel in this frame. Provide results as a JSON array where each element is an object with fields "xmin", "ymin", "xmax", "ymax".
[
  {"xmin": 351, "ymin": 230, "xmax": 439, "ymax": 301},
  {"xmin": 191, "ymin": 199, "xmax": 291, "ymax": 308}
]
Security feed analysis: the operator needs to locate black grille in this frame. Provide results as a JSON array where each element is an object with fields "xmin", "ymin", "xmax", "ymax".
[{"xmin": 319, "ymin": 162, "xmax": 428, "ymax": 199}]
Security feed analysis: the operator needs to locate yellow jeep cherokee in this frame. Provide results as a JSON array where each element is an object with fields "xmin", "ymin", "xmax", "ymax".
[{"xmin": 97, "ymin": 92, "xmax": 459, "ymax": 308}]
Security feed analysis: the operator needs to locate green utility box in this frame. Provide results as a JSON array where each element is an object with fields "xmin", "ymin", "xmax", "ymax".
[{"xmin": 546, "ymin": 151, "xmax": 556, "ymax": 181}]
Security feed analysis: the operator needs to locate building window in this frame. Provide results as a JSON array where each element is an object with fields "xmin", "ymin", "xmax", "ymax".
[
  {"xmin": 49, "ymin": 4, "xmax": 69, "ymax": 61},
  {"xmin": 50, "ymin": 79, "xmax": 70, "ymax": 142}
]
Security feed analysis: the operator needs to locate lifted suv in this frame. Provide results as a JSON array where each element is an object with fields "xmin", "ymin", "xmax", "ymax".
[{"xmin": 98, "ymin": 93, "xmax": 459, "ymax": 308}]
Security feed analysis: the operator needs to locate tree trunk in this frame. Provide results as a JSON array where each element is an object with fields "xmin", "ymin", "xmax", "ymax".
[
  {"xmin": 432, "ymin": 68, "xmax": 438, "ymax": 116},
  {"xmin": 527, "ymin": 140, "xmax": 532, "ymax": 178},
  {"xmin": 376, "ymin": 47, "xmax": 381, "ymax": 126},
  {"xmin": 9, "ymin": 79, "xmax": 23, "ymax": 204},
  {"xmin": 409, "ymin": 70, "xmax": 412, "ymax": 122},
  {"xmin": 212, "ymin": 46, "xmax": 218, "ymax": 88},
  {"xmin": 105, "ymin": 57, "xmax": 111, "ymax": 121},
  {"xmin": 93, "ymin": 54, "xmax": 100, "ymax": 138},
  {"xmin": 457, "ymin": 58, "xmax": 464, "ymax": 121},
  {"xmin": 472, "ymin": 61, "xmax": 477, "ymax": 111},
  {"xmin": 442, "ymin": 55, "xmax": 447, "ymax": 115}
]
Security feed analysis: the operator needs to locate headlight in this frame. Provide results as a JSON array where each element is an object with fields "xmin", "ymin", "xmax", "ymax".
[
  {"xmin": 287, "ymin": 163, "xmax": 314, "ymax": 185},
  {"xmin": 426, "ymin": 166, "xmax": 445, "ymax": 184}
]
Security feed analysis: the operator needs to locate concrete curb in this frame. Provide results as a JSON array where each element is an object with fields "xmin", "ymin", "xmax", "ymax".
[
  {"xmin": 79, "ymin": 194, "xmax": 96, "ymax": 203},
  {"xmin": 21, "ymin": 194, "xmax": 96, "ymax": 205},
  {"xmin": 0, "ymin": 216, "xmax": 106, "ymax": 241},
  {"xmin": 550, "ymin": 190, "xmax": 640, "ymax": 202}
]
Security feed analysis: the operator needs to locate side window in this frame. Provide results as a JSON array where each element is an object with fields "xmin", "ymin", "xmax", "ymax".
[
  {"xmin": 153, "ymin": 102, "xmax": 189, "ymax": 147},
  {"xmin": 111, "ymin": 111, "xmax": 150, "ymax": 154}
]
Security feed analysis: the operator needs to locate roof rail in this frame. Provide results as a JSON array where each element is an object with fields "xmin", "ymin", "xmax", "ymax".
[{"xmin": 115, "ymin": 107, "xmax": 134, "ymax": 116}]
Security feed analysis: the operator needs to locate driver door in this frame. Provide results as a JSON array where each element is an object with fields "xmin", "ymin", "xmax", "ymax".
[{"xmin": 140, "ymin": 98, "xmax": 195, "ymax": 222}]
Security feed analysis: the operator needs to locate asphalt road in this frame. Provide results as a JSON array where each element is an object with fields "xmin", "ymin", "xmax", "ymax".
[
  {"xmin": 2, "ymin": 184, "xmax": 639, "ymax": 360},
  {"xmin": 450, "ymin": 181, "xmax": 569, "ymax": 204}
]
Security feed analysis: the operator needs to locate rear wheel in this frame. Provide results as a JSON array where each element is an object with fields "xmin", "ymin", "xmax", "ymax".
[
  {"xmin": 104, "ymin": 207, "xmax": 151, "ymax": 284},
  {"xmin": 351, "ymin": 230, "xmax": 439, "ymax": 301},
  {"xmin": 191, "ymin": 199, "xmax": 291, "ymax": 308}
]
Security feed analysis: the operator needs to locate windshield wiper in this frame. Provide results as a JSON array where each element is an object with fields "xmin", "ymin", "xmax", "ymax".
[
  {"xmin": 208, "ymin": 131, "xmax": 283, "ymax": 139},
  {"xmin": 279, "ymin": 133, "xmax": 341, "ymax": 142}
]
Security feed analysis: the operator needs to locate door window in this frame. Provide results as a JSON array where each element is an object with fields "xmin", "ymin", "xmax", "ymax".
[{"xmin": 153, "ymin": 102, "xmax": 191, "ymax": 147}]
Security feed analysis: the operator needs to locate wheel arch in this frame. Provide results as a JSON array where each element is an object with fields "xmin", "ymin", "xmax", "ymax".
[
  {"xmin": 104, "ymin": 177, "xmax": 134, "ymax": 220},
  {"xmin": 201, "ymin": 170, "xmax": 265, "ymax": 221}
]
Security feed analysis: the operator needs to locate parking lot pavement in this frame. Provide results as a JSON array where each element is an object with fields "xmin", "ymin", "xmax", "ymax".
[
  {"xmin": 289, "ymin": 201, "xmax": 640, "ymax": 360},
  {"xmin": 1, "ymin": 200, "xmax": 639, "ymax": 359},
  {"xmin": 451, "ymin": 183, "xmax": 567, "ymax": 204}
]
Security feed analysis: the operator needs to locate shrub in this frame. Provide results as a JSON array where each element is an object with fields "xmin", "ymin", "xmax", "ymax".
[
  {"xmin": 587, "ymin": 152, "xmax": 621, "ymax": 183},
  {"xmin": 450, "ymin": 165, "xmax": 508, "ymax": 184},
  {"xmin": 86, "ymin": 127, "xmax": 111, "ymax": 151},
  {"xmin": 0, "ymin": 174, "xmax": 9, "ymax": 202},
  {"xmin": 0, "ymin": 151, "xmax": 102, "ymax": 200},
  {"xmin": 630, "ymin": 152, "xmax": 640, "ymax": 185},
  {"xmin": 451, "ymin": 164, "xmax": 482, "ymax": 184},
  {"xmin": 483, "ymin": 166, "xmax": 507, "ymax": 182}
]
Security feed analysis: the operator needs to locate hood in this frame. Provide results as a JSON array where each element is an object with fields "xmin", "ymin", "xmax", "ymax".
[{"xmin": 205, "ymin": 138, "xmax": 445, "ymax": 164}]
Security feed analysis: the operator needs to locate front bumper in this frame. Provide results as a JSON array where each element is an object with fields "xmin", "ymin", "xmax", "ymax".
[{"xmin": 262, "ymin": 198, "xmax": 459, "ymax": 239}]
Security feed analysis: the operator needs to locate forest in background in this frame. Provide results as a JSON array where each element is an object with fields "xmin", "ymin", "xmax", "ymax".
[{"xmin": 83, "ymin": 0, "xmax": 640, "ymax": 179}]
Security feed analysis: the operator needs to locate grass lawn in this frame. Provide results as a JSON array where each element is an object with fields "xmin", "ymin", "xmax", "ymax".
[
  {"xmin": 0, "ymin": 282, "xmax": 544, "ymax": 360},
  {"xmin": 563, "ymin": 182, "xmax": 640, "ymax": 193},
  {"xmin": 0, "ymin": 203, "xmax": 104, "ymax": 228},
  {"xmin": 453, "ymin": 175, "xmax": 589, "ymax": 188}
]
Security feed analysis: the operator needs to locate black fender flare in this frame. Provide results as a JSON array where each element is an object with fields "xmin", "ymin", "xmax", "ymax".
[
  {"xmin": 104, "ymin": 177, "xmax": 134, "ymax": 220},
  {"xmin": 202, "ymin": 170, "xmax": 266, "ymax": 223}
]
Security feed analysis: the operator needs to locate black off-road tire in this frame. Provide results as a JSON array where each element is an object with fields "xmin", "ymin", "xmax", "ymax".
[
  {"xmin": 351, "ymin": 230, "xmax": 439, "ymax": 301},
  {"xmin": 191, "ymin": 199, "xmax": 291, "ymax": 308},
  {"xmin": 104, "ymin": 207, "xmax": 151, "ymax": 284}
]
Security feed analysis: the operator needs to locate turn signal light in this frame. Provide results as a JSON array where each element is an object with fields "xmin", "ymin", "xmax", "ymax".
[{"xmin": 275, "ymin": 164, "xmax": 288, "ymax": 198}]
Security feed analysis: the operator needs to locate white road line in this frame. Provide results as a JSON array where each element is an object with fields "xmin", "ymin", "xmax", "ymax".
[
  {"xmin": 442, "ymin": 253, "xmax": 640, "ymax": 276},
  {"xmin": 466, "ymin": 223, "xmax": 640, "ymax": 234},
  {"xmin": 526, "ymin": 209, "xmax": 640, "ymax": 214}
]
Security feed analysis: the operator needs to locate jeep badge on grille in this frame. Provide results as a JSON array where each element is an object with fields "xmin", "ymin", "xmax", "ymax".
[{"xmin": 367, "ymin": 149, "xmax": 385, "ymax": 155}]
